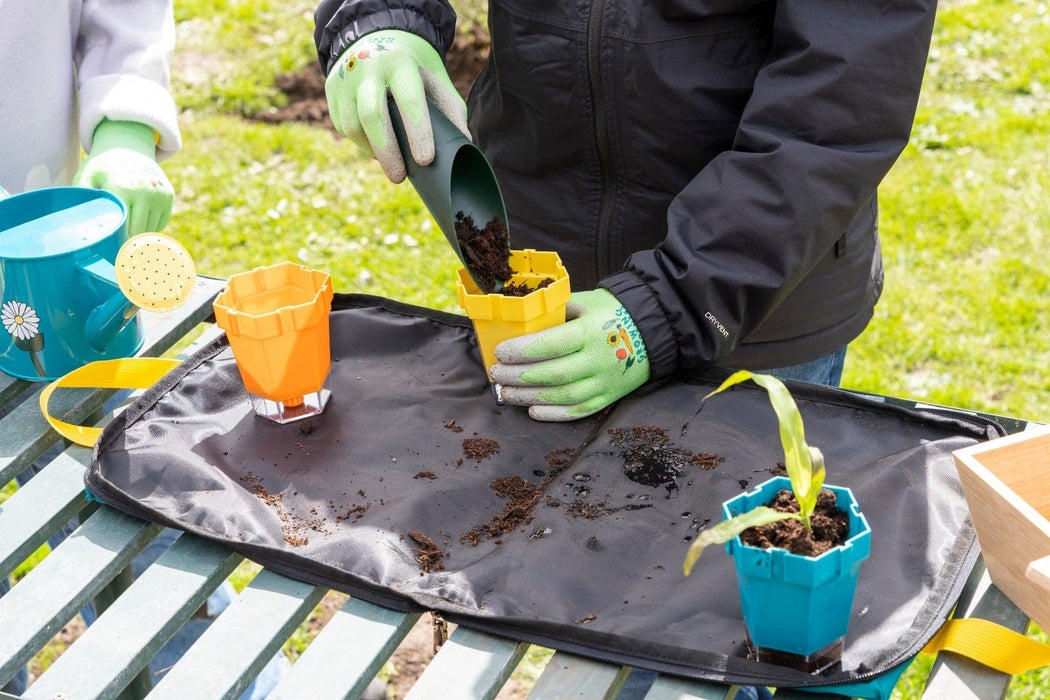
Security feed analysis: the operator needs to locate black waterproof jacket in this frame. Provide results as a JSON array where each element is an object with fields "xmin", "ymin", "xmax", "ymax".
[{"xmin": 315, "ymin": 0, "xmax": 938, "ymax": 381}]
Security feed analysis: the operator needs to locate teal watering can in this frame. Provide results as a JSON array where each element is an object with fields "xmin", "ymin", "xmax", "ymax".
[{"xmin": 0, "ymin": 185, "xmax": 196, "ymax": 381}]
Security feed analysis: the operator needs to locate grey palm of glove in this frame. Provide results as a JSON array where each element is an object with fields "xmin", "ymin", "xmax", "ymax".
[{"xmin": 324, "ymin": 29, "xmax": 470, "ymax": 183}]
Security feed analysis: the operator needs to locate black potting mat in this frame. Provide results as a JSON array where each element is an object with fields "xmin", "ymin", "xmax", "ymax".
[{"xmin": 86, "ymin": 294, "xmax": 1005, "ymax": 690}]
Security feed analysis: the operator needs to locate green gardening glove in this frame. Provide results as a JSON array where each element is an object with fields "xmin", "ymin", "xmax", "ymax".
[
  {"xmin": 73, "ymin": 119, "xmax": 174, "ymax": 234},
  {"xmin": 324, "ymin": 29, "xmax": 469, "ymax": 183},
  {"xmin": 489, "ymin": 289, "xmax": 651, "ymax": 422}
]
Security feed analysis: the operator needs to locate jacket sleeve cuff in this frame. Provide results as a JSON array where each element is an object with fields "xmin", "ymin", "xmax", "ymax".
[
  {"xmin": 600, "ymin": 271, "xmax": 680, "ymax": 382},
  {"xmin": 79, "ymin": 75, "xmax": 182, "ymax": 162},
  {"xmin": 315, "ymin": 4, "xmax": 457, "ymax": 76}
]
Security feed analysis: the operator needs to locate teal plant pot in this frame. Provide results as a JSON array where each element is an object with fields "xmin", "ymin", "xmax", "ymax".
[{"xmin": 723, "ymin": 476, "xmax": 871, "ymax": 666}]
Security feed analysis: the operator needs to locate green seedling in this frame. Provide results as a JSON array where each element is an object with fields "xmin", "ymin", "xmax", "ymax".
[{"xmin": 683, "ymin": 370, "xmax": 826, "ymax": 575}]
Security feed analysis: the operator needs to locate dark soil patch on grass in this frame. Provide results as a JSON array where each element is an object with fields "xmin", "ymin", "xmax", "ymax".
[{"xmin": 253, "ymin": 22, "xmax": 490, "ymax": 128}]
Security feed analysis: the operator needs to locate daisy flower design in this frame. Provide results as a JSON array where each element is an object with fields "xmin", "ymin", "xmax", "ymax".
[
  {"xmin": 2, "ymin": 299, "xmax": 47, "ymax": 376},
  {"xmin": 2, "ymin": 300, "xmax": 40, "ymax": 341}
]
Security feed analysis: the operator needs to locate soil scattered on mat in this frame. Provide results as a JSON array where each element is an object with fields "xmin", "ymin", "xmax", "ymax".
[
  {"xmin": 455, "ymin": 212, "xmax": 512, "ymax": 294},
  {"xmin": 408, "ymin": 530, "xmax": 446, "ymax": 574},
  {"xmin": 740, "ymin": 488, "xmax": 850, "ymax": 557},
  {"xmin": 240, "ymin": 473, "xmax": 376, "ymax": 546},
  {"xmin": 609, "ymin": 426, "xmax": 723, "ymax": 497},
  {"xmin": 240, "ymin": 471, "xmax": 332, "ymax": 546},
  {"xmin": 463, "ymin": 437, "xmax": 501, "ymax": 461},
  {"xmin": 458, "ymin": 425, "xmax": 726, "ymax": 542},
  {"xmin": 460, "ymin": 475, "xmax": 543, "ymax": 545}
]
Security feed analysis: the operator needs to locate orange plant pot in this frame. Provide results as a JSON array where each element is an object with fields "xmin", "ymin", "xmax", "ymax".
[
  {"xmin": 213, "ymin": 262, "xmax": 333, "ymax": 423},
  {"xmin": 457, "ymin": 249, "xmax": 570, "ymax": 376}
]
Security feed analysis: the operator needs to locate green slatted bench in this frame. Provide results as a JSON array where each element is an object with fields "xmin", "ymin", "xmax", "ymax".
[{"xmin": 0, "ymin": 278, "xmax": 1034, "ymax": 699}]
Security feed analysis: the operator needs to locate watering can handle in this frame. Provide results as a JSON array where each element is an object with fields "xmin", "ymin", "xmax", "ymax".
[{"xmin": 39, "ymin": 357, "xmax": 180, "ymax": 446}]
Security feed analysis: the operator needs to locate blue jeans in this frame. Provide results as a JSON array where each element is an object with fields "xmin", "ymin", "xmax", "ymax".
[{"xmin": 764, "ymin": 346, "xmax": 847, "ymax": 387}]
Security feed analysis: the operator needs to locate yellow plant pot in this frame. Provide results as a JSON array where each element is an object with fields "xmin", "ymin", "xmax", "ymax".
[
  {"xmin": 213, "ymin": 262, "xmax": 334, "ymax": 423},
  {"xmin": 457, "ymin": 249, "xmax": 570, "ymax": 376}
]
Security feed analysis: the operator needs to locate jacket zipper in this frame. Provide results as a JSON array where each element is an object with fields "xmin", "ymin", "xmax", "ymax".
[{"xmin": 587, "ymin": 0, "xmax": 616, "ymax": 278}]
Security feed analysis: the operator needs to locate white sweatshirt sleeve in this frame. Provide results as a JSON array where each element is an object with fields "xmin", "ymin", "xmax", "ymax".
[{"xmin": 75, "ymin": 0, "xmax": 182, "ymax": 161}]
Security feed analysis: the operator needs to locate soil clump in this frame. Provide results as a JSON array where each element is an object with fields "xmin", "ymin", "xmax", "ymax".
[
  {"xmin": 740, "ymin": 488, "xmax": 850, "ymax": 557},
  {"xmin": 408, "ymin": 530, "xmax": 446, "ymax": 574},
  {"xmin": 460, "ymin": 475, "xmax": 543, "ymax": 545},
  {"xmin": 609, "ymin": 426, "xmax": 723, "ymax": 497},
  {"xmin": 463, "ymin": 436, "xmax": 501, "ymax": 460},
  {"xmin": 499, "ymin": 278, "xmax": 553, "ymax": 297}
]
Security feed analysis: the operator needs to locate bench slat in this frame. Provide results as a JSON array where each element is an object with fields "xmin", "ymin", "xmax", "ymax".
[
  {"xmin": 0, "ymin": 276, "xmax": 224, "ymax": 486},
  {"xmin": 25, "ymin": 534, "xmax": 241, "ymax": 700},
  {"xmin": 526, "ymin": 651, "xmax": 629, "ymax": 699},
  {"xmin": 148, "ymin": 568, "xmax": 325, "ymax": 700},
  {"xmin": 0, "ymin": 508, "xmax": 159, "ymax": 684},
  {"xmin": 922, "ymin": 561, "xmax": 1027, "ymax": 700},
  {"xmin": 269, "ymin": 597, "xmax": 421, "ymax": 699},
  {"xmin": 644, "ymin": 675, "xmax": 736, "ymax": 700},
  {"xmin": 773, "ymin": 689, "xmax": 851, "ymax": 699},
  {"xmin": 0, "ymin": 449, "xmax": 91, "ymax": 579},
  {"xmin": 404, "ymin": 626, "xmax": 526, "ymax": 700}
]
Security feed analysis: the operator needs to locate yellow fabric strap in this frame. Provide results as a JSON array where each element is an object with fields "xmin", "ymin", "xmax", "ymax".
[
  {"xmin": 39, "ymin": 357, "xmax": 180, "ymax": 447},
  {"xmin": 922, "ymin": 617, "xmax": 1050, "ymax": 675}
]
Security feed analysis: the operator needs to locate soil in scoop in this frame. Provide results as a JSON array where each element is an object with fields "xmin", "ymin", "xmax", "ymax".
[
  {"xmin": 454, "ymin": 212, "xmax": 512, "ymax": 293},
  {"xmin": 740, "ymin": 488, "xmax": 851, "ymax": 557}
]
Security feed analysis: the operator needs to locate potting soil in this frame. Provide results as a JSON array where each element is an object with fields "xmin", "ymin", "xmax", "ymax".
[
  {"xmin": 86, "ymin": 294, "xmax": 1006, "ymax": 690},
  {"xmin": 453, "ymin": 211, "xmax": 511, "ymax": 293}
]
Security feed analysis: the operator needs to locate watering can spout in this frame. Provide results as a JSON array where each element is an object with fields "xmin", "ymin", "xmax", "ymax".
[{"xmin": 80, "ymin": 233, "xmax": 197, "ymax": 352}]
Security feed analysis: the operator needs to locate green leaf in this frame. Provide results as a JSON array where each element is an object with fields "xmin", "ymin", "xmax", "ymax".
[
  {"xmin": 703, "ymin": 370, "xmax": 821, "ymax": 526},
  {"xmin": 683, "ymin": 506, "xmax": 801, "ymax": 575}
]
